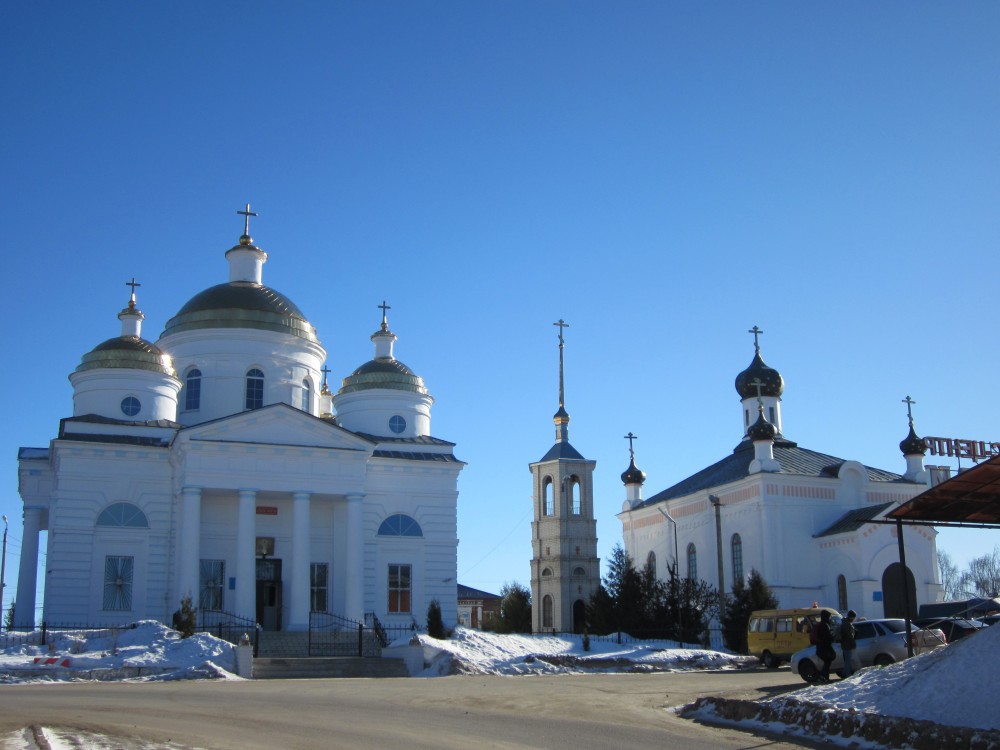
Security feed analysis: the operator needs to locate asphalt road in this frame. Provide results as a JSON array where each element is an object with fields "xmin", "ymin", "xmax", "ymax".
[{"xmin": 0, "ymin": 668, "xmax": 824, "ymax": 750}]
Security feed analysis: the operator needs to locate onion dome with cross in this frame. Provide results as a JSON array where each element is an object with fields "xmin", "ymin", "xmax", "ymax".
[
  {"xmin": 333, "ymin": 301, "xmax": 434, "ymax": 438},
  {"xmin": 735, "ymin": 325, "xmax": 784, "ymax": 399},
  {"xmin": 898, "ymin": 396, "xmax": 928, "ymax": 482},
  {"xmin": 70, "ymin": 279, "xmax": 182, "ymax": 422}
]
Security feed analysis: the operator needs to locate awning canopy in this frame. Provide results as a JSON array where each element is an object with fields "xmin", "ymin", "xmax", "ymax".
[{"xmin": 887, "ymin": 454, "xmax": 1000, "ymax": 528}]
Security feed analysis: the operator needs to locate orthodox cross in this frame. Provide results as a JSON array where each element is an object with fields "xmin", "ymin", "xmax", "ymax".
[
  {"xmin": 751, "ymin": 377, "xmax": 766, "ymax": 408},
  {"xmin": 554, "ymin": 319, "xmax": 569, "ymax": 408},
  {"xmin": 902, "ymin": 395, "xmax": 916, "ymax": 427},
  {"xmin": 125, "ymin": 277, "xmax": 141, "ymax": 307},
  {"xmin": 321, "ymin": 365, "xmax": 331, "ymax": 388},
  {"xmin": 378, "ymin": 300, "xmax": 391, "ymax": 329},
  {"xmin": 237, "ymin": 203, "xmax": 257, "ymax": 236},
  {"xmin": 624, "ymin": 431, "xmax": 638, "ymax": 459},
  {"xmin": 748, "ymin": 325, "xmax": 764, "ymax": 352}
]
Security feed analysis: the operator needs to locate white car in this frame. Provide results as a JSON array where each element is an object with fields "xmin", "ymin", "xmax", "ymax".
[{"xmin": 790, "ymin": 618, "xmax": 946, "ymax": 682}]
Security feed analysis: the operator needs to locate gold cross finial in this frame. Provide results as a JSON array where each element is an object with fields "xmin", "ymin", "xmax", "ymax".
[
  {"xmin": 237, "ymin": 203, "xmax": 257, "ymax": 242},
  {"xmin": 125, "ymin": 277, "xmax": 141, "ymax": 309}
]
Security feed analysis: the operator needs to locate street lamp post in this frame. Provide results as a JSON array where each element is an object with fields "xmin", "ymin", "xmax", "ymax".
[
  {"xmin": 1, "ymin": 514, "xmax": 8, "ymax": 628},
  {"xmin": 658, "ymin": 507, "xmax": 684, "ymax": 646},
  {"xmin": 709, "ymin": 496, "xmax": 726, "ymax": 624}
]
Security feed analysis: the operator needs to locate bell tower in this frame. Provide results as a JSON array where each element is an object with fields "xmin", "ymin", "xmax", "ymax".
[{"xmin": 529, "ymin": 319, "xmax": 599, "ymax": 633}]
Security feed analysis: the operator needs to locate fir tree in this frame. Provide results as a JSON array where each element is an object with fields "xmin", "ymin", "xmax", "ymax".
[
  {"xmin": 720, "ymin": 568, "xmax": 778, "ymax": 654},
  {"xmin": 426, "ymin": 598, "xmax": 446, "ymax": 639}
]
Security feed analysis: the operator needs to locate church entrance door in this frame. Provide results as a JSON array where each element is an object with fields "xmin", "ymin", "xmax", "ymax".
[
  {"xmin": 256, "ymin": 558, "xmax": 283, "ymax": 631},
  {"xmin": 572, "ymin": 599, "xmax": 587, "ymax": 634}
]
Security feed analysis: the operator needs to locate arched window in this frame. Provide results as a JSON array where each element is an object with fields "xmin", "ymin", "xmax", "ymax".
[
  {"xmin": 542, "ymin": 567, "xmax": 553, "ymax": 577},
  {"xmin": 542, "ymin": 595, "xmax": 553, "ymax": 629},
  {"xmin": 569, "ymin": 476, "xmax": 581, "ymax": 515},
  {"xmin": 687, "ymin": 543, "xmax": 698, "ymax": 581},
  {"xmin": 646, "ymin": 551, "xmax": 657, "ymax": 576},
  {"xmin": 731, "ymin": 533, "xmax": 744, "ymax": 583},
  {"xmin": 573, "ymin": 567, "xmax": 586, "ymax": 577},
  {"xmin": 185, "ymin": 369, "xmax": 202, "ymax": 411},
  {"xmin": 838, "ymin": 574, "xmax": 848, "ymax": 612},
  {"xmin": 301, "ymin": 378, "xmax": 312, "ymax": 413},
  {"xmin": 245, "ymin": 368, "xmax": 264, "ymax": 410},
  {"xmin": 543, "ymin": 478, "xmax": 554, "ymax": 516},
  {"xmin": 377, "ymin": 514, "xmax": 423, "ymax": 537},
  {"xmin": 96, "ymin": 502, "xmax": 149, "ymax": 528}
]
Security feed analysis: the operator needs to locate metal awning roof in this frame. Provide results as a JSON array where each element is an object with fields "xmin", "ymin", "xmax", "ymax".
[{"xmin": 886, "ymin": 454, "xmax": 1000, "ymax": 528}]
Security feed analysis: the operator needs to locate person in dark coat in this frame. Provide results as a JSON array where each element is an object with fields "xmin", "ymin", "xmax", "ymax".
[
  {"xmin": 839, "ymin": 610, "xmax": 858, "ymax": 678},
  {"xmin": 814, "ymin": 609, "xmax": 836, "ymax": 682}
]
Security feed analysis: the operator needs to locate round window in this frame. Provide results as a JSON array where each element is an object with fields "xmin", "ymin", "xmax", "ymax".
[
  {"xmin": 121, "ymin": 396, "xmax": 141, "ymax": 417},
  {"xmin": 389, "ymin": 415, "xmax": 406, "ymax": 434}
]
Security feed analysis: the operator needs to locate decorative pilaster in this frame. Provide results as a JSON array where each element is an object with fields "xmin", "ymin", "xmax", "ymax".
[
  {"xmin": 289, "ymin": 492, "xmax": 311, "ymax": 631},
  {"xmin": 236, "ymin": 490, "xmax": 257, "ymax": 622},
  {"xmin": 178, "ymin": 487, "xmax": 202, "ymax": 604}
]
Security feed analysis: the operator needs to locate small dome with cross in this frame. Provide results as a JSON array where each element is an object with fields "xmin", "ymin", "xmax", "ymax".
[{"xmin": 735, "ymin": 326, "xmax": 784, "ymax": 399}]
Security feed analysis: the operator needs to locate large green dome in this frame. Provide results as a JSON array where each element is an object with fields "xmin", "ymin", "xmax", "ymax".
[{"xmin": 160, "ymin": 281, "xmax": 319, "ymax": 343}]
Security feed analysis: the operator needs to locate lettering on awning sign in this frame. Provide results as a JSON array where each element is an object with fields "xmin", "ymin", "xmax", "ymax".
[
  {"xmin": 256, "ymin": 506, "xmax": 278, "ymax": 515},
  {"xmin": 923, "ymin": 437, "xmax": 1000, "ymax": 462}
]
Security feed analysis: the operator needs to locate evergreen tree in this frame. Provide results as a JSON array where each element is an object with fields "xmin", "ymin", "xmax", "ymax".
[
  {"xmin": 494, "ymin": 581, "xmax": 532, "ymax": 633},
  {"xmin": 172, "ymin": 594, "xmax": 197, "ymax": 638},
  {"xmin": 586, "ymin": 584, "xmax": 616, "ymax": 635},
  {"xmin": 4, "ymin": 601, "xmax": 13, "ymax": 631},
  {"xmin": 720, "ymin": 568, "xmax": 778, "ymax": 654},
  {"xmin": 663, "ymin": 565, "xmax": 718, "ymax": 645},
  {"xmin": 426, "ymin": 598, "xmax": 446, "ymax": 639}
]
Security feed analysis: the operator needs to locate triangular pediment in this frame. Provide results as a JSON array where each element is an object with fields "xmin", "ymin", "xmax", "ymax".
[{"xmin": 179, "ymin": 404, "xmax": 374, "ymax": 452}]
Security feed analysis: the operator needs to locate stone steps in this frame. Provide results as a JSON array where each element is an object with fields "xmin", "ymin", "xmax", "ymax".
[{"xmin": 252, "ymin": 657, "xmax": 410, "ymax": 679}]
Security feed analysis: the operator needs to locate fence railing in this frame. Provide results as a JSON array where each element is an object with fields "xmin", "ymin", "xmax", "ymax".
[
  {"xmin": 0, "ymin": 621, "xmax": 138, "ymax": 650},
  {"xmin": 308, "ymin": 611, "xmax": 385, "ymax": 657},
  {"xmin": 196, "ymin": 610, "xmax": 260, "ymax": 657}
]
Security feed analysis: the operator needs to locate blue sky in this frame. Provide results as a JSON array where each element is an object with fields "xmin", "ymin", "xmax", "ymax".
[{"xmin": 2, "ymin": 2, "xmax": 998, "ymax": 620}]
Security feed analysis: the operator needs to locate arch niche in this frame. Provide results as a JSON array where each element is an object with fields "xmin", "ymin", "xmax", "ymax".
[{"xmin": 881, "ymin": 563, "xmax": 917, "ymax": 618}]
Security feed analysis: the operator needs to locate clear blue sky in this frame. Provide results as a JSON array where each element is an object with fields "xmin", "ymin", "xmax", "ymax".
[{"xmin": 2, "ymin": 2, "xmax": 998, "ymax": 619}]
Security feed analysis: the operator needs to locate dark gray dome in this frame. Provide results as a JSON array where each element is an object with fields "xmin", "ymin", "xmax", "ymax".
[
  {"xmin": 77, "ymin": 336, "xmax": 176, "ymax": 376},
  {"xmin": 735, "ymin": 351, "xmax": 784, "ymax": 399},
  {"xmin": 899, "ymin": 425, "xmax": 927, "ymax": 456},
  {"xmin": 338, "ymin": 357, "xmax": 428, "ymax": 395},
  {"xmin": 747, "ymin": 410, "xmax": 777, "ymax": 442},
  {"xmin": 160, "ymin": 282, "xmax": 318, "ymax": 343},
  {"xmin": 621, "ymin": 457, "xmax": 646, "ymax": 486}
]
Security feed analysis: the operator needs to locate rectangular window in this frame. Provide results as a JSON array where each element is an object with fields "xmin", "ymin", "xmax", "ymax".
[
  {"xmin": 200, "ymin": 559, "xmax": 225, "ymax": 611},
  {"xmin": 103, "ymin": 555, "xmax": 134, "ymax": 611},
  {"xmin": 388, "ymin": 563, "xmax": 411, "ymax": 613},
  {"xmin": 311, "ymin": 563, "xmax": 328, "ymax": 612}
]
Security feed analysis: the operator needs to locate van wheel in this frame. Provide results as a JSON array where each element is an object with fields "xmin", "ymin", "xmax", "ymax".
[
  {"xmin": 761, "ymin": 651, "xmax": 779, "ymax": 669},
  {"xmin": 797, "ymin": 659, "xmax": 818, "ymax": 683},
  {"xmin": 874, "ymin": 654, "xmax": 895, "ymax": 667}
]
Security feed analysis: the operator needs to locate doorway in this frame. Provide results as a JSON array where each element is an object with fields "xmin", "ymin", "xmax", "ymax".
[
  {"xmin": 256, "ymin": 558, "xmax": 283, "ymax": 631},
  {"xmin": 882, "ymin": 562, "xmax": 917, "ymax": 619}
]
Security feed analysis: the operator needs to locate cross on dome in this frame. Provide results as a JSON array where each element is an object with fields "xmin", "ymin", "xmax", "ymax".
[
  {"xmin": 748, "ymin": 325, "xmax": 764, "ymax": 352},
  {"xmin": 624, "ymin": 431, "xmax": 638, "ymax": 458},
  {"xmin": 236, "ymin": 203, "xmax": 257, "ymax": 244},
  {"xmin": 553, "ymin": 319, "xmax": 569, "ymax": 410},
  {"xmin": 903, "ymin": 395, "xmax": 916, "ymax": 427},
  {"xmin": 378, "ymin": 300, "xmax": 391, "ymax": 331},
  {"xmin": 125, "ymin": 277, "xmax": 141, "ymax": 309}
]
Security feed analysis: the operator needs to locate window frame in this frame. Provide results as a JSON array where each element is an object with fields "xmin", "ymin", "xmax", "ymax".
[
  {"xmin": 687, "ymin": 543, "xmax": 698, "ymax": 581},
  {"xmin": 731, "ymin": 533, "xmax": 744, "ymax": 583},
  {"xmin": 387, "ymin": 563, "xmax": 412, "ymax": 614},
  {"xmin": 310, "ymin": 562, "xmax": 329, "ymax": 613},
  {"xmin": 199, "ymin": 559, "xmax": 225, "ymax": 611},
  {"xmin": 103, "ymin": 555, "xmax": 134, "ymax": 611},
  {"xmin": 245, "ymin": 368, "xmax": 265, "ymax": 410},
  {"xmin": 185, "ymin": 368, "xmax": 202, "ymax": 411}
]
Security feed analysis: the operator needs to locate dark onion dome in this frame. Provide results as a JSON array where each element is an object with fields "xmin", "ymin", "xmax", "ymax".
[
  {"xmin": 338, "ymin": 357, "xmax": 429, "ymax": 395},
  {"xmin": 77, "ymin": 336, "xmax": 176, "ymax": 377},
  {"xmin": 160, "ymin": 282, "xmax": 319, "ymax": 343},
  {"xmin": 735, "ymin": 350, "xmax": 784, "ymax": 399},
  {"xmin": 621, "ymin": 457, "xmax": 646, "ymax": 486},
  {"xmin": 553, "ymin": 405, "xmax": 569, "ymax": 422},
  {"xmin": 899, "ymin": 425, "xmax": 927, "ymax": 456},
  {"xmin": 747, "ymin": 409, "xmax": 777, "ymax": 442}
]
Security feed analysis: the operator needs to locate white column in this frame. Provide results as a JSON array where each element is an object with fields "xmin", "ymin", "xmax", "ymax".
[
  {"xmin": 178, "ymin": 487, "xmax": 202, "ymax": 606},
  {"xmin": 14, "ymin": 506, "xmax": 42, "ymax": 628},
  {"xmin": 344, "ymin": 493, "xmax": 364, "ymax": 622},
  {"xmin": 288, "ymin": 492, "xmax": 311, "ymax": 631},
  {"xmin": 236, "ymin": 490, "xmax": 257, "ymax": 622}
]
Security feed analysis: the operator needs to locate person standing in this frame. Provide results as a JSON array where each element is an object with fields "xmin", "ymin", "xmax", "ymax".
[
  {"xmin": 840, "ymin": 610, "xmax": 858, "ymax": 678},
  {"xmin": 814, "ymin": 609, "xmax": 836, "ymax": 682}
]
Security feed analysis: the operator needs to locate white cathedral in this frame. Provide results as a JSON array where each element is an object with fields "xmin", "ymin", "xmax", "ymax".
[
  {"xmin": 617, "ymin": 328, "xmax": 941, "ymax": 621},
  {"xmin": 15, "ymin": 210, "xmax": 463, "ymax": 632}
]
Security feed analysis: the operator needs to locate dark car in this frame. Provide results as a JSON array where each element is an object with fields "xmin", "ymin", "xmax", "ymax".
[{"xmin": 913, "ymin": 617, "xmax": 986, "ymax": 642}]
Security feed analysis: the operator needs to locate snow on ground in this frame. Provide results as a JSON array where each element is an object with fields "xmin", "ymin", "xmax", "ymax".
[{"xmin": 2, "ymin": 620, "xmax": 998, "ymax": 747}]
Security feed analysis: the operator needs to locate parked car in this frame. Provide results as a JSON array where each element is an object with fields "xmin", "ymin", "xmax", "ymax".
[
  {"xmin": 790, "ymin": 618, "xmax": 946, "ymax": 683},
  {"xmin": 913, "ymin": 617, "xmax": 986, "ymax": 643},
  {"xmin": 979, "ymin": 615, "xmax": 1000, "ymax": 627}
]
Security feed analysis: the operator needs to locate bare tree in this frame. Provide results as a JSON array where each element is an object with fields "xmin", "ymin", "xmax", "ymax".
[
  {"xmin": 957, "ymin": 547, "xmax": 1000, "ymax": 599},
  {"xmin": 937, "ymin": 551, "xmax": 964, "ymax": 600}
]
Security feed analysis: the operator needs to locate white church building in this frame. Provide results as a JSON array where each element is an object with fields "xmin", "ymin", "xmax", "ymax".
[
  {"xmin": 618, "ymin": 328, "xmax": 941, "ymax": 621},
  {"xmin": 15, "ymin": 210, "xmax": 463, "ymax": 632}
]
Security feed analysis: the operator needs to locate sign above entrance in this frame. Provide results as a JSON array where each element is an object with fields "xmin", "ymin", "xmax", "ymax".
[
  {"xmin": 256, "ymin": 506, "xmax": 278, "ymax": 515},
  {"xmin": 255, "ymin": 537, "xmax": 275, "ymax": 556},
  {"xmin": 923, "ymin": 436, "xmax": 1000, "ymax": 461}
]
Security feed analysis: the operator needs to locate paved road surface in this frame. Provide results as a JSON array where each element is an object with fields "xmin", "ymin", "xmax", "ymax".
[{"xmin": 0, "ymin": 669, "xmax": 825, "ymax": 749}]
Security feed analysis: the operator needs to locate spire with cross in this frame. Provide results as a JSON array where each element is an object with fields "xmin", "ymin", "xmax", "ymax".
[
  {"xmin": 378, "ymin": 300, "xmax": 391, "ymax": 332},
  {"xmin": 125, "ymin": 277, "xmax": 141, "ymax": 310},
  {"xmin": 320, "ymin": 365, "xmax": 331, "ymax": 395},
  {"xmin": 554, "ymin": 319, "xmax": 569, "ymax": 410},
  {"xmin": 902, "ymin": 395, "xmax": 916, "ymax": 428},
  {"xmin": 624, "ymin": 431, "xmax": 638, "ymax": 459},
  {"xmin": 749, "ymin": 325, "xmax": 764, "ymax": 353},
  {"xmin": 237, "ymin": 203, "xmax": 257, "ymax": 245}
]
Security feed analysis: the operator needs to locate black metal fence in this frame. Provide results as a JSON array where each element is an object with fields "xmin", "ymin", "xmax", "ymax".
[
  {"xmin": 0, "ymin": 622, "xmax": 138, "ymax": 650},
  {"xmin": 197, "ymin": 610, "xmax": 260, "ymax": 656},
  {"xmin": 308, "ymin": 611, "xmax": 386, "ymax": 657}
]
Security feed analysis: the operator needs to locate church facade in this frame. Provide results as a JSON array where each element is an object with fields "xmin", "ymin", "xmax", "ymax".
[
  {"xmin": 15, "ymin": 212, "xmax": 463, "ymax": 632},
  {"xmin": 617, "ymin": 329, "xmax": 941, "ymax": 622}
]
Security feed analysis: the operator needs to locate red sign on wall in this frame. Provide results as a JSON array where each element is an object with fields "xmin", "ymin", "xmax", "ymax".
[{"xmin": 256, "ymin": 506, "xmax": 278, "ymax": 515}]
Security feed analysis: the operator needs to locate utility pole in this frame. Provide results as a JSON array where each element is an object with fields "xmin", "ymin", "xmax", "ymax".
[
  {"xmin": 1, "ymin": 515, "xmax": 8, "ymax": 627},
  {"xmin": 709, "ymin": 496, "xmax": 725, "ymax": 622}
]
